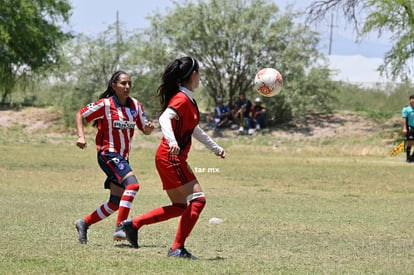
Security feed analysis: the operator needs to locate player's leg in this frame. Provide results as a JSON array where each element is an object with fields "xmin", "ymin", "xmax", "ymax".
[
  {"xmin": 116, "ymin": 172, "xmax": 140, "ymax": 227},
  {"xmin": 74, "ymin": 180, "xmax": 121, "ymax": 244},
  {"xmin": 96, "ymin": 151, "xmax": 138, "ymax": 240},
  {"xmin": 167, "ymin": 179, "xmax": 206, "ymax": 259},
  {"xmin": 120, "ymin": 200, "xmax": 187, "ymax": 248},
  {"xmin": 407, "ymin": 140, "xmax": 414, "ymax": 162}
]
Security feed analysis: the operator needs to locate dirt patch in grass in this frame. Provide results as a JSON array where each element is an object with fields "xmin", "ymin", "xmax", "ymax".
[{"xmin": 0, "ymin": 107, "xmax": 62, "ymax": 133}]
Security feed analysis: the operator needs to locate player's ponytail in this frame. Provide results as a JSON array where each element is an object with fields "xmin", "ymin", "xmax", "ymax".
[{"xmin": 157, "ymin": 56, "xmax": 199, "ymax": 112}]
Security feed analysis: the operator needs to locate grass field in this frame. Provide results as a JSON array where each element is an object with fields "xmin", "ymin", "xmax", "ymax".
[{"xmin": 0, "ymin": 125, "xmax": 413, "ymax": 274}]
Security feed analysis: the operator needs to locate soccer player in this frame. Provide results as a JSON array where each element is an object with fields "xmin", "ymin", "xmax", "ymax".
[
  {"xmin": 74, "ymin": 71, "xmax": 154, "ymax": 244},
  {"xmin": 402, "ymin": 94, "xmax": 414, "ymax": 162},
  {"xmin": 120, "ymin": 57, "xmax": 225, "ymax": 259}
]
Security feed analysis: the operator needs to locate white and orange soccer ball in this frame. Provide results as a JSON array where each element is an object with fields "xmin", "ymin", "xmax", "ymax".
[{"xmin": 254, "ymin": 68, "xmax": 283, "ymax": 97}]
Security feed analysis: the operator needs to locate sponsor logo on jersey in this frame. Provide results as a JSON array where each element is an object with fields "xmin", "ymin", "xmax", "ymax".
[{"xmin": 113, "ymin": 120, "xmax": 136, "ymax": 129}]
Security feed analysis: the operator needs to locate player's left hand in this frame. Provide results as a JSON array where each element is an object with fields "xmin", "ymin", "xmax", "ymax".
[{"xmin": 143, "ymin": 121, "xmax": 155, "ymax": 135}]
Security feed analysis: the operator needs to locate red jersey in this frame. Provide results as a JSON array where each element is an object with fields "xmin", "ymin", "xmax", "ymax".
[
  {"xmin": 158, "ymin": 91, "xmax": 200, "ymax": 160},
  {"xmin": 80, "ymin": 95, "xmax": 146, "ymax": 160}
]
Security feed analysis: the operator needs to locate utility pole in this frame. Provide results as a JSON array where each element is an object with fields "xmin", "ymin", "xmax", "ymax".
[
  {"xmin": 116, "ymin": 10, "xmax": 120, "ymax": 63},
  {"xmin": 328, "ymin": 13, "xmax": 334, "ymax": 55}
]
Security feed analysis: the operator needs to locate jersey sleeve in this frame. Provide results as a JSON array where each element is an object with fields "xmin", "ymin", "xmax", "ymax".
[
  {"xmin": 402, "ymin": 107, "xmax": 408, "ymax": 118},
  {"xmin": 131, "ymin": 98, "xmax": 147, "ymax": 131},
  {"xmin": 80, "ymin": 99, "xmax": 106, "ymax": 123}
]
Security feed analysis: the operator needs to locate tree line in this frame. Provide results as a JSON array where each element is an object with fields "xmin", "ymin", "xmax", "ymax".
[{"xmin": 1, "ymin": 0, "xmax": 412, "ymax": 126}]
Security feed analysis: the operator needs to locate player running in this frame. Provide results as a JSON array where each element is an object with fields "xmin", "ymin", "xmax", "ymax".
[
  {"xmin": 74, "ymin": 71, "xmax": 154, "ymax": 244},
  {"xmin": 120, "ymin": 56, "xmax": 225, "ymax": 259}
]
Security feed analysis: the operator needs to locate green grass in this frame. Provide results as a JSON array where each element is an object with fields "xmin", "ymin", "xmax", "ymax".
[{"xmin": 0, "ymin": 128, "xmax": 413, "ymax": 274}]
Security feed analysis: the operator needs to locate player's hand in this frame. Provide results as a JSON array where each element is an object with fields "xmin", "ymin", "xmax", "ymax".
[
  {"xmin": 77, "ymin": 136, "xmax": 87, "ymax": 149},
  {"xmin": 144, "ymin": 121, "xmax": 155, "ymax": 135},
  {"xmin": 216, "ymin": 149, "xmax": 226, "ymax": 158},
  {"xmin": 169, "ymin": 144, "xmax": 181, "ymax": 155}
]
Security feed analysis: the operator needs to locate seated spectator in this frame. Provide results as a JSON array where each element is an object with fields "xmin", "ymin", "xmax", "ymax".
[
  {"xmin": 206, "ymin": 98, "xmax": 231, "ymax": 130},
  {"xmin": 245, "ymin": 97, "xmax": 266, "ymax": 135},
  {"xmin": 251, "ymin": 97, "xmax": 266, "ymax": 130},
  {"xmin": 231, "ymin": 93, "xmax": 252, "ymax": 133}
]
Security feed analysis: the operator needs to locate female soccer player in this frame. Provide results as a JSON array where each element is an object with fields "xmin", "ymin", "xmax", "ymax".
[
  {"xmin": 74, "ymin": 71, "xmax": 154, "ymax": 244},
  {"xmin": 120, "ymin": 57, "xmax": 225, "ymax": 259}
]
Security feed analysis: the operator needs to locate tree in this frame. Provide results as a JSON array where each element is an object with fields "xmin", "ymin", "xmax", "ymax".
[
  {"xmin": 53, "ymin": 23, "xmax": 158, "ymax": 126},
  {"xmin": 306, "ymin": 0, "xmax": 414, "ymax": 80},
  {"xmin": 143, "ymin": 0, "xmax": 335, "ymax": 123},
  {"xmin": 0, "ymin": 0, "xmax": 71, "ymax": 103}
]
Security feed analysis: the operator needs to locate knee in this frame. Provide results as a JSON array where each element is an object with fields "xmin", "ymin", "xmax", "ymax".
[
  {"xmin": 122, "ymin": 175, "xmax": 140, "ymax": 191},
  {"xmin": 187, "ymin": 192, "xmax": 206, "ymax": 217},
  {"xmin": 109, "ymin": 194, "xmax": 121, "ymax": 207}
]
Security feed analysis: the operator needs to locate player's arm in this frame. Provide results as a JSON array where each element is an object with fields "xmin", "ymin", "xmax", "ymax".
[
  {"xmin": 193, "ymin": 125, "xmax": 225, "ymax": 158},
  {"xmin": 136, "ymin": 104, "xmax": 154, "ymax": 135},
  {"xmin": 402, "ymin": 117, "xmax": 408, "ymax": 136},
  {"xmin": 159, "ymin": 107, "xmax": 180, "ymax": 155},
  {"xmin": 75, "ymin": 111, "xmax": 87, "ymax": 149}
]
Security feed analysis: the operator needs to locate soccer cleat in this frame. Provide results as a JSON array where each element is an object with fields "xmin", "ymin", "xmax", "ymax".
[
  {"xmin": 74, "ymin": 218, "xmax": 89, "ymax": 244},
  {"xmin": 167, "ymin": 247, "xmax": 197, "ymax": 259},
  {"xmin": 113, "ymin": 224, "xmax": 127, "ymax": 241},
  {"xmin": 120, "ymin": 219, "xmax": 139, "ymax": 248}
]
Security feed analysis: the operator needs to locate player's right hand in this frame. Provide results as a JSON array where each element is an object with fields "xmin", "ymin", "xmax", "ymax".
[
  {"xmin": 169, "ymin": 144, "xmax": 180, "ymax": 155},
  {"xmin": 76, "ymin": 136, "xmax": 87, "ymax": 149}
]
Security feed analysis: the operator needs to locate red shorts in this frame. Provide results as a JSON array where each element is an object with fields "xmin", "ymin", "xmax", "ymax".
[{"xmin": 155, "ymin": 149, "xmax": 196, "ymax": 190}]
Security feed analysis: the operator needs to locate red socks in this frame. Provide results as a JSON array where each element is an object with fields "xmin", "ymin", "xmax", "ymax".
[
  {"xmin": 132, "ymin": 203, "xmax": 187, "ymax": 229},
  {"xmin": 171, "ymin": 197, "xmax": 206, "ymax": 250},
  {"xmin": 117, "ymin": 183, "xmax": 140, "ymax": 226},
  {"xmin": 84, "ymin": 201, "xmax": 119, "ymax": 226}
]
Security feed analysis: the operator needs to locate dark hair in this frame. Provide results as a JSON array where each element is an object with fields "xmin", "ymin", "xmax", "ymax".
[
  {"xmin": 157, "ymin": 56, "xmax": 199, "ymax": 112},
  {"xmin": 409, "ymin": 95, "xmax": 414, "ymax": 100},
  {"xmin": 93, "ymin": 70, "xmax": 128, "ymax": 127},
  {"xmin": 97, "ymin": 70, "xmax": 128, "ymax": 100}
]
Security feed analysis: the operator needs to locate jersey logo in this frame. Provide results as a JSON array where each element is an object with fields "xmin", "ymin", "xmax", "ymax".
[
  {"xmin": 131, "ymin": 109, "xmax": 137, "ymax": 117},
  {"xmin": 113, "ymin": 120, "xmax": 136, "ymax": 129},
  {"xmin": 194, "ymin": 114, "xmax": 197, "ymax": 120}
]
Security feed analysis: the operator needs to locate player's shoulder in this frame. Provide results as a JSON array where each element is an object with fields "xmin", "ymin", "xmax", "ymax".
[
  {"xmin": 171, "ymin": 91, "xmax": 190, "ymax": 104},
  {"xmin": 403, "ymin": 105, "xmax": 414, "ymax": 111},
  {"xmin": 129, "ymin": 97, "xmax": 142, "ymax": 107}
]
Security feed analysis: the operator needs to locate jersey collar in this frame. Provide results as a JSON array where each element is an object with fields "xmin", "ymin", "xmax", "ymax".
[
  {"xmin": 112, "ymin": 95, "xmax": 131, "ymax": 107},
  {"xmin": 179, "ymin": 86, "xmax": 194, "ymax": 102}
]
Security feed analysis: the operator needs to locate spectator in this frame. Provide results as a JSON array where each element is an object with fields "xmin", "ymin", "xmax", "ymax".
[
  {"xmin": 251, "ymin": 97, "xmax": 266, "ymax": 131},
  {"xmin": 206, "ymin": 98, "xmax": 231, "ymax": 130},
  {"xmin": 402, "ymin": 94, "xmax": 414, "ymax": 162},
  {"xmin": 244, "ymin": 97, "xmax": 266, "ymax": 135},
  {"xmin": 231, "ymin": 93, "xmax": 252, "ymax": 133}
]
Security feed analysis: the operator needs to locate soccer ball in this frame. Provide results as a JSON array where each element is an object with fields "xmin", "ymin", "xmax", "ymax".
[{"xmin": 254, "ymin": 68, "xmax": 283, "ymax": 97}]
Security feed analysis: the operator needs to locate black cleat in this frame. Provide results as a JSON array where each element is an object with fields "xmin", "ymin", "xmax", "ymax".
[
  {"xmin": 167, "ymin": 246, "xmax": 197, "ymax": 259},
  {"xmin": 74, "ymin": 219, "xmax": 89, "ymax": 244},
  {"xmin": 113, "ymin": 224, "xmax": 127, "ymax": 241},
  {"xmin": 120, "ymin": 219, "xmax": 138, "ymax": 248}
]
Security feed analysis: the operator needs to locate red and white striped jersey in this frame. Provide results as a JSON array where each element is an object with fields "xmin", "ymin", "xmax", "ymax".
[{"xmin": 80, "ymin": 95, "xmax": 147, "ymax": 160}]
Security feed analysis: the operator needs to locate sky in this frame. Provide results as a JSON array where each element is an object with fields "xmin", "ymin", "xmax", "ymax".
[{"xmin": 67, "ymin": 0, "xmax": 394, "ymax": 83}]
